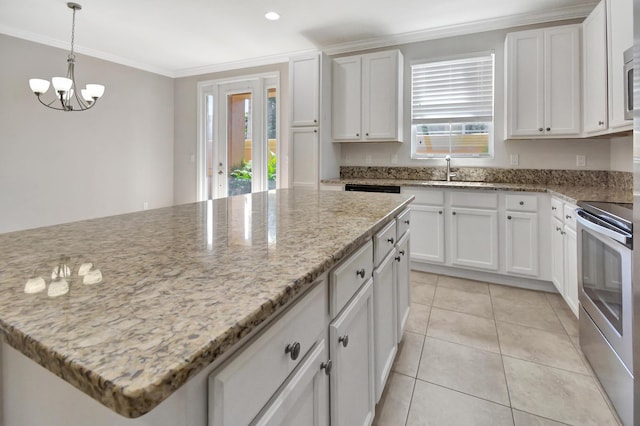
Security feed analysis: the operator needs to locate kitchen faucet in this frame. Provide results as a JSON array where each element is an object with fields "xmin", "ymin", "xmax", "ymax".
[{"xmin": 445, "ymin": 155, "xmax": 457, "ymax": 182}]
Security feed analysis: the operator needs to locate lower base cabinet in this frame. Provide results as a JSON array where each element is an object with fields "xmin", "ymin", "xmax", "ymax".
[
  {"xmin": 330, "ymin": 279, "xmax": 376, "ymax": 426},
  {"xmin": 373, "ymin": 252, "xmax": 397, "ymax": 402},
  {"xmin": 395, "ymin": 232, "xmax": 410, "ymax": 342}
]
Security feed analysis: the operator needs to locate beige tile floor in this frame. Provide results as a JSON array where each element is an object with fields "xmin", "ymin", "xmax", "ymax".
[{"xmin": 373, "ymin": 271, "xmax": 622, "ymax": 426}]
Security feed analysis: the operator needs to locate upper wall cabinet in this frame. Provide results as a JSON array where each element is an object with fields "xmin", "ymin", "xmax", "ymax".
[
  {"xmin": 583, "ymin": 0, "xmax": 633, "ymax": 136},
  {"xmin": 505, "ymin": 25, "xmax": 581, "ymax": 139},
  {"xmin": 290, "ymin": 53, "xmax": 320, "ymax": 127},
  {"xmin": 332, "ymin": 50, "xmax": 404, "ymax": 142}
]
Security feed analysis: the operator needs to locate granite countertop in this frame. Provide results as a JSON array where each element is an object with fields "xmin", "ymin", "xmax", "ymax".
[
  {"xmin": 0, "ymin": 189, "xmax": 413, "ymax": 418},
  {"xmin": 322, "ymin": 178, "xmax": 633, "ymax": 204}
]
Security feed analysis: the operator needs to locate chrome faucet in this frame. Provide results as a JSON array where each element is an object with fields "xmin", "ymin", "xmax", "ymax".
[{"xmin": 445, "ymin": 155, "xmax": 457, "ymax": 182}]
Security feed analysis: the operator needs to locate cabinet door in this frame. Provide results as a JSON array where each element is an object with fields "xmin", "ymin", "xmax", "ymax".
[
  {"xmin": 253, "ymin": 340, "xmax": 329, "ymax": 426},
  {"xmin": 395, "ymin": 232, "xmax": 410, "ymax": 342},
  {"xmin": 372, "ymin": 252, "xmax": 397, "ymax": 402},
  {"xmin": 409, "ymin": 205, "xmax": 445, "ymax": 264},
  {"xmin": 450, "ymin": 208, "xmax": 498, "ymax": 271},
  {"xmin": 607, "ymin": 0, "xmax": 634, "ymax": 129},
  {"xmin": 505, "ymin": 211, "xmax": 539, "ymax": 277},
  {"xmin": 330, "ymin": 279, "xmax": 375, "ymax": 426},
  {"xmin": 545, "ymin": 26, "xmax": 581, "ymax": 136},
  {"xmin": 583, "ymin": 0, "xmax": 608, "ymax": 134},
  {"xmin": 362, "ymin": 51, "xmax": 402, "ymax": 141},
  {"xmin": 563, "ymin": 226, "xmax": 579, "ymax": 316},
  {"xmin": 291, "ymin": 127, "xmax": 318, "ymax": 189},
  {"xmin": 506, "ymin": 30, "xmax": 544, "ymax": 137},
  {"xmin": 332, "ymin": 56, "xmax": 362, "ymax": 141},
  {"xmin": 290, "ymin": 54, "xmax": 320, "ymax": 127},
  {"xmin": 550, "ymin": 216, "xmax": 565, "ymax": 294}
]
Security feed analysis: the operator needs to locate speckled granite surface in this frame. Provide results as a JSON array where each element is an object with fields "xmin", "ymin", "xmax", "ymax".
[
  {"xmin": 325, "ymin": 167, "xmax": 633, "ymax": 204},
  {"xmin": 0, "ymin": 189, "xmax": 413, "ymax": 418}
]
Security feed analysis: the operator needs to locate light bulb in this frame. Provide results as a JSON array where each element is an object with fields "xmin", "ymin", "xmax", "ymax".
[
  {"xmin": 29, "ymin": 79, "xmax": 50, "ymax": 94},
  {"xmin": 86, "ymin": 84, "xmax": 105, "ymax": 99},
  {"xmin": 81, "ymin": 89, "xmax": 93, "ymax": 102}
]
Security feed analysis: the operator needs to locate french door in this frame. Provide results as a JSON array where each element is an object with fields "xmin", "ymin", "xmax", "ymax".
[{"xmin": 198, "ymin": 74, "xmax": 279, "ymax": 200}]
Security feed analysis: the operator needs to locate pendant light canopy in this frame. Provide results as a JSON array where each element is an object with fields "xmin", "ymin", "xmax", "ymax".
[{"xmin": 28, "ymin": 3, "xmax": 105, "ymax": 112}]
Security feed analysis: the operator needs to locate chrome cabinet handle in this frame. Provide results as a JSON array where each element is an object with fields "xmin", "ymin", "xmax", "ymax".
[
  {"xmin": 285, "ymin": 342, "xmax": 301, "ymax": 361},
  {"xmin": 338, "ymin": 335, "xmax": 349, "ymax": 348},
  {"xmin": 320, "ymin": 360, "xmax": 332, "ymax": 375},
  {"xmin": 387, "ymin": 237, "xmax": 395, "ymax": 244},
  {"xmin": 356, "ymin": 268, "xmax": 366, "ymax": 278}
]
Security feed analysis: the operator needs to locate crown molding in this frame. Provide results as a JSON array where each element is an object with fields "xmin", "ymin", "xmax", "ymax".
[
  {"xmin": 0, "ymin": 25, "xmax": 174, "ymax": 77},
  {"xmin": 323, "ymin": 2, "xmax": 597, "ymax": 55},
  {"xmin": 172, "ymin": 50, "xmax": 305, "ymax": 78}
]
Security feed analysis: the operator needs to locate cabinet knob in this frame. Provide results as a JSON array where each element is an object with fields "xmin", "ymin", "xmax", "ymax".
[
  {"xmin": 356, "ymin": 133, "xmax": 360, "ymax": 137},
  {"xmin": 285, "ymin": 342, "xmax": 301, "ymax": 361},
  {"xmin": 395, "ymin": 255, "xmax": 401, "ymax": 262},
  {"xmin": 561, "ymin": 231, "xmax": 566, "ymax": 236},
  {"xmin": 366, "ymin": 133, "xmax": 369, "ymax": 136},
  {"xmin": 546, "ymin": 127, "xmax": 551, "ymax": 131},
  {"xmin": 507, "ymin": 215, "xmax": 512, "ymax": 220},
  {"xmin": 556, "ymin": 226, "xmax": 562, "ymax": 232},
  {"xmin": 338, "ymin": 335, "xmax": 349, "ymax": 348},
  {"xmin": 314, "ymin": 129, "xmax": 318, "ymax": 133},
  {"xmin": 313, "ymin": 119, "xmax": 317, "ymax": 123},
  {"xmin": 356, "ymin": 268, "xmax": 366, "ymax": 278},
  {"xmin": 566, "ymin": 214, "xmax": 572, "ymax": 219},
  {"xmin": 387, "ymin": 237, "xmax": 395, "ymax": 244},
  {"xmin": 519, "ymin": 201, "xmax": 524, "ymax": 206},
  {"xmin": 400, "ymin": 250, "xmax": 405, "ymax": 256},
  {"xmin": 404, "ymin": 219, "xmax": 410, "ymax": 224},
  {"xmin": 438, "ymin": 210, "xmax": 443, "ymax": 215},
  {"xmin": 598, "ymin": 121, "xmax": 605, "ymax": 126},
  {"xmin": 538, "ymin": 128, "xmax": 544, "ymax": 132},
  {"xmin": 552, "ymin": 206, "xmax": 557, "ymax": 211},
  {"xmin": 320, "ymin": 360, "xmax": 332, "ymax": 375},
  {"xmin": 452, "ymin": 211, "xmax": 457, "ymax": 216}
]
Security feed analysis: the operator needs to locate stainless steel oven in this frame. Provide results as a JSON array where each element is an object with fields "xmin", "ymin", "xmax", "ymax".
[{"xmin": 577, "ymin": 201, "xmax": 634, "ymax": 425}]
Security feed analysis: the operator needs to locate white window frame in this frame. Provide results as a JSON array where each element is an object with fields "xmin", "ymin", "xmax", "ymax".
[{"xmin": 410, "ymin": 52, "xmax": 495, "ymax": 160}]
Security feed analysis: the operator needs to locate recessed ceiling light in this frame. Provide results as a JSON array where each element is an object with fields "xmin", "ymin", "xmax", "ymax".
[{"xmin": 265, "ymin": 11, "xmax": 280, "ymax": 21}]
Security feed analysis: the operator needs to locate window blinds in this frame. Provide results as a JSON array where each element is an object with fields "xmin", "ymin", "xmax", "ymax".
[{"xmin": 411, "ymin": 54, "xmax": 494, "ymax": 124}]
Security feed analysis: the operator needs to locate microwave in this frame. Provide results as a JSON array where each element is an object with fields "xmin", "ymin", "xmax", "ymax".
[{"xmin": 624, "ymin": 47, "xmax": 633, "ymax": 120}]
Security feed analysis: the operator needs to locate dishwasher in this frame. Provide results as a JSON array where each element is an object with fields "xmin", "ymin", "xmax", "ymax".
[{"xmin": 344, "ymin": 184, "xmax": 401, "ymax": 194}]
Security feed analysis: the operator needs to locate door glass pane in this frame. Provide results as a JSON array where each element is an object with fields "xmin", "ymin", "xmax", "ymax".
[
  {"xmin": 228, "ymin": 92, "xmax": 252, "ymax": 196},
  {"xmin": 267, "ymin": 87, "xmax": 277, "ymax": 190},
  {"xmin": 581, "ymin": 230, "xmax": 623, "ymax": 334},
  {"xmin": 205, "ymin": 94, "xmax": 214, "ymax": 200}
]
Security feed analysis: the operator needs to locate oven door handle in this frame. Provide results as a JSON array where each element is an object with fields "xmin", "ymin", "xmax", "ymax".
[{"xmin": 576, "ymin": 209, "xmax": 632, "ymax": 246}]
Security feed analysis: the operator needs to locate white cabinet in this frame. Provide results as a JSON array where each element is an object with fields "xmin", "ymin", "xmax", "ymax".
[
  {"xmin": 290, "ymin": 53, "xmax": 320, "ymax": 127},
  {"xmin": 505, "ymin": 25, "xmax": 581, "ymax": 138},
  {"xmin": 607, "ymin": 0, "xmax": 633, "ymax": 130},
  {"xmin": 372, "ymin": 252, "xmax": 397, "ymax": 402},
  {"xmin": 549, "ymin": 197, "xmax": 579, "ymax": 316},
  {"xmin": 505, "ymin": 194, "xmax": 540, "ymax": 277},
  {"xmin": 403, "ymin": 189, "xmax": 445, "ymax": 265},
  {"xmin": 450, "ymin": 207, "xmax": 499, "ymax": 271},
  {"xmin": 332, "ymin": 50, "xmax": 403, "ymax": 142},
  {"xmin": 290, "ymin": 127, "xmax": 318, "ymax": 189},
  {"xmin": 583, "ymin": 0, "xmax": 608, "ymax": 134},
  {"xmin": 329, "ymin": 279, "xmax": 375, "ymax": 426},
  {"xmin": 395, "ymin": 231, "xmax": 410, "ymax": 342},
  {"xmin": 254, "ymin": 340, "xmax": 329, "ymax": 426}
]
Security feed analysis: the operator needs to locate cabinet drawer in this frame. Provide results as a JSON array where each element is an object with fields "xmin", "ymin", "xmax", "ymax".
[
  {"xmin": 450, "ymin": 191, "xmax": 498, "ymax": 209},
  {"xmin": 564, "ymin": 204, "xmax": 577, "ymax": 229},
  {"xmin": 374, "ymin": 220, "xmax": 397, "ymax": 267},
  {"xmin": 551, "ymin": 197, "xmax": 563, "ymax": 220},
  {"xmin": 331, "ymin": 240, "xmax": 373, "ymax": 317},
  {"xmin": 505, "ymin": 194, "xmax": 538, "ymax": 212},
  {"xmin": 209, "ymin": 281, "xmax": 328, "ymax": 426},
  {"xmin": 402, "ymin": 188, "xmax": 444, "ymax": 205},
  {"xmin": 396, "ymin": 208, "xmax": 410, "ymax": 239}
]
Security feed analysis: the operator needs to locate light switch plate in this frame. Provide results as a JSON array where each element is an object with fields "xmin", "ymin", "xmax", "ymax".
[
  {"xmin": 576, "ymin": 155, "xmax": 586, "ymax": 167},
  {"xmin": 510, "ymin": 154, "xmax": 519, "ymax": 166}
]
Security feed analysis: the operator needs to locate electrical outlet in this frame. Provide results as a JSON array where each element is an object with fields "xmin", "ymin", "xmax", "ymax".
[
  {"xmin": 365, "ymin": 154, "xmax": 372, "ymax": 164},
  {"xmin": 510, "ymin": 154, "xmax": 519, "ymax": 166},
  {"xmin": 576, "ymin": 155, "xmax": 586, "ymax": 167},
  {"xmin": 391, "ymin": 154, "xmax": 399, "ymax": 164}
]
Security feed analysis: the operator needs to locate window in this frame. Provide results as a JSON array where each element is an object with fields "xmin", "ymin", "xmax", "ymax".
[{"xmin": 411, "ymin": 54, "xmax": 494, "ymax": 159}]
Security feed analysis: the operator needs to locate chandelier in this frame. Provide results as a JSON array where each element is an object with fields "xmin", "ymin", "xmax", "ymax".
[{"xmin": 28, "ymin": 3, "xmax": 105, "ymax": 112}]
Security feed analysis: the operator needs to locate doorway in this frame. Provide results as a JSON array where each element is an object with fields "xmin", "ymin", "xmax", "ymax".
[{"xmin": 197, "ymin": 73, "xmax": 279, "ymax": 201}]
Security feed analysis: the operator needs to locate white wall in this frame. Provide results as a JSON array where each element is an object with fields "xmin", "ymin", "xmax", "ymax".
[
  {"xmin": 337, "ymin": 21, "xmax": 633, "ymax": 172},
  {"xmin": 610, "ymin": 135, "xmax": 633, "ymax": 171},
  {"xmin": 173, "ymin": 63, "xmax": 289, "ymax": 206},
  {"xmin": 0, "ymin": 35, "xmax": 175, "ymax": 233}
]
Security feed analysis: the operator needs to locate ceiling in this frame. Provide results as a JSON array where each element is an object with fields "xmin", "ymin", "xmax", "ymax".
[{"xmin": 0, "ymin": 0, "xmax": 597, "ymax": 78}]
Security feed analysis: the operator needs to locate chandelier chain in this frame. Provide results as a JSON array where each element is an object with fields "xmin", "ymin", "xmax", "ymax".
[{"xmin": 69, "ymin": 6, "xmax": 76, "ymax": 60}]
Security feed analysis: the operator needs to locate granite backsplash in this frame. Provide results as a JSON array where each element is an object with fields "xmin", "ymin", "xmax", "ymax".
[{"xmin": 340, "ymin": 167, "xmax": 632, "ymax": 189}]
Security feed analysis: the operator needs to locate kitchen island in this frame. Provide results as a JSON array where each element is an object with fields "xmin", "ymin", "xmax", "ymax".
[{"xmin": 0, "ymin": 189, "xmax": 413, "ymax": 425}]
